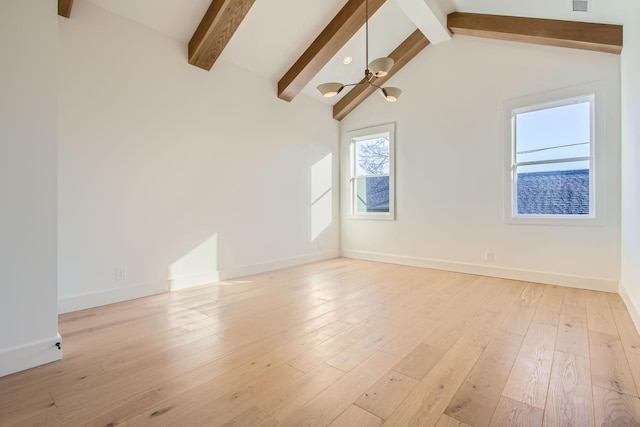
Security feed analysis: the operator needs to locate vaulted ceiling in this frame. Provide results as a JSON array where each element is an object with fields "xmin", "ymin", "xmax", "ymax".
[{"xmin": 59, "ymin": 0, "xmax": 625, "ymax": 120}]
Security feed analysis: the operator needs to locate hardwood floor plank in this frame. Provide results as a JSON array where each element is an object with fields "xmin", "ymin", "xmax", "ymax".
[
  {"xmin": 423, "ymin": 281, "xmax": 502, "ymax": 350},
  {"xmin": 592, "ymin": 385, "xmax": 640, "ymax": 426},
  {"xmin": 482, "ymin": 279, "xmax": 528, "ymax": 314},
  {"xmin": 354, "ymin": 371, "xmax": 418, "ymax": 420},
  {"xmin": 76, "ymin": 336, "xmax": 308, "ymax": 426},
  {"xmin": 31, "ymin": 317, "xmax": 351, "ymax": 425},
  {"xmin": 99, "ymin": 327, "xmax": 225, "ymax": 372},
  {"xmin": 435, "ymin": 414, "xmax": 472, "ymax": 426},
  {"xmin": 286, "ymin": 316, "xmax": 390, "ymax": 373},
  {"xmin": 86, "ymin": 322, "xmax": 346, "ymax": 427},
  {"xmin": 500, "ymin": 305, "xmax": 536, "ymax": 335},
  {"xmin": 423, "ymin": 276, "xmax": 486, "ymax": 321},
  {"xmin": 392, "ymin": 343, "xmax": 447, "ymax": 380},
  {"xmin": 488, "ymin": 397, "xmax": 543, "ymax": 427},
  {"xmin": 532, "ymin": 285, "xmax": 564, "ymax": 327},
  {"xmin": 124, "ymin": 364, "xmax": 303, "ymax": 426},
  {"xmin": 607, "ymin": 293, "xmax": 640, "ymax": 396},
  {"xmin": 563, "ymin": 288, "xmax": 587, "ymax": 307},
  {"xmin": 444, "ymin": 330, "xmax": 524, "ymax": 427},
  {"xmin": 260, "ymin": 363, "xmax": 344, "ymax": 420},
  {"xmin": 0, "ymin": 389, "xmax": 55, "ymax": 426},
  {"xmin": 588, "ymin": 330, "xmax": 639, "ymax": 396},
  {"xmin": 181, "ymin": 316, "xmax": 219, "ymax": 332},
  {"xmin": 286, "ymin": 347, "xmax": 338, "ymax": 373},
  {"xmin": 76, "ymin": 384, "xmax": 174, "ymax": 427},
  {"xmin": 498, "ymin": 283, "xmax": 544, "ymax": 336},
  {"xmin": 556, "ymin": 301, "xmax": 590, "ymax": 358},
  {"xmin": 560, "ymin": 302, "xmax": 588, "ymax": 328},
  {"xmin": 543, "ymin": 351, "xmax": 594, "ymax": 427},
  {"xmin": 1, "ymin": 259, "xmax": 638, "ymax": 426},
  {"xmin": 519, "ymin": 283, "xmax": 546, "ymax": 307},
  {"xmin": 220, "ymin": 405, "xmax": 278, "ymax": 427},
  {"xmin": 382, "ymin": 335, "xmax": 487, "ymax": 427},
  {"xmin": 462, "ymin": 308, "xmax": 512, "ymax": 348},
  {"xmin": 326, "ymin": 315, "xmax": 420, "ymax": 372},
  {"xmin": 586, "ymin": 291, "xmax": 619, "ymax": 335},
  {"xmin": 39, "ymin": 342, "xmax": 230, "ymax": 423},
  {"xmin": 278, "ymin": 351, "xmax": 401, "ymax": 426},
  {"xmin": 215, "ymin": 289, "xmax": 387, "ymax": 345},
  {"xmin": 502, "ymin": 323, "xmax": 557, "ymax": 409},
  {"xmin": 424, "ymin": 312, "xmax": 481, "ymax": 350},
  {"xmin": 328, "ymin": 405, "xmax": 383, "ymax": 427},
  {"xmin": 381, "ymin": 317, "xmax": 441, "ymax": 357}
]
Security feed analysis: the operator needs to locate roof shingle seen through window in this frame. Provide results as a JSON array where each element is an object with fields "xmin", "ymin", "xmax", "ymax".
[
  {"xmin": 517, "ymin": 169, "xmax": 589, "ymax": 215},
  {"xmin": 365, "ymin": 176, "xmax": 390, "ymax": 212}
]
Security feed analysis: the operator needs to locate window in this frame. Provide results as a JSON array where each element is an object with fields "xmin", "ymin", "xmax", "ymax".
[
  {"xmin": 348, "ymin": 123, "xmax": 395, "ymax": 219},
  {"xmin": 505, "ymin": 85, "xmax": 605, "ymax": 225}
]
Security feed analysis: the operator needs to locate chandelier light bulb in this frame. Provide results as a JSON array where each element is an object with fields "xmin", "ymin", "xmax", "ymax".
[
  {"xmin": 368, "ymin": 57, "xmax": 394, "ymax": 77},
  {"xmin": 381, "ymin": 87, "xmax": 402, "ymax": 102},
  {"xmin": 317, "ymin": 82, "xmax": 344, "ymax": 98}
]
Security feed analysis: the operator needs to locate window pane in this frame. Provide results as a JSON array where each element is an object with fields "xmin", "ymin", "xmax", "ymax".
[
  {"xmin": 354, "ymin": 176, "xmax": 389, "ymax": 214},
  {"xmin": 515, "ymin": 101, "xmax": 590, "ymax": 164},
  {"xmin": 516, "ymin": 162, "xmax": 590, "ymax": 215},
  {"xmin": 355, "ymin": 136, "xmax": 390, "ymax": 176}
]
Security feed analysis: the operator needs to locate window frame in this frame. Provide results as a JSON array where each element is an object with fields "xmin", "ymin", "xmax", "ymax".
[
  {"xmin": 504, "ymin": 83, "xmax": 606, "ymax": 226},
  {"xmin": 347, "ymin": 123, "xmax": 396, "ymax": 220}
]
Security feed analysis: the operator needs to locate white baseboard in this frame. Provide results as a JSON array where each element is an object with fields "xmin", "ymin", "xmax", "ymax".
[
  {"xmin": 58, "ymin": 282, "xmax": 166, "ymax": 314},
  {"xmin": 0, "ymin": 333, "xmax": 62, "ymax": 378},
  {"xmin": 169, "ymin": 271, "xmax": 220, "ymax": 291},
  {"xmin": 219, "ymin": 250, "xmax": 341, "ymax": 281},
  {"xmin": 619, "ymin": 283, "xmax": 640, "ymax": 334},
  {"xmin": 342, "ymin": 250, "xmax": 618, "ymax": 293},
  {"xmin": 58, "ymin": 251, "xmax": 340, "ymax": 313}
]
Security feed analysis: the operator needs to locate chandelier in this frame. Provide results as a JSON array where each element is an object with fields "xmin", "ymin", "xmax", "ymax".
[{"xmin": 317, "ymin": 0, "xmax": 402, "ymax": 102}]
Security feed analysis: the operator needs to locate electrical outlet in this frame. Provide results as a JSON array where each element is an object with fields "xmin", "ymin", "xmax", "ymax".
[
  {"xmin": 485, "ymin": 251, "xmax": 494, "ymax": 262},
  {"xmin": 115, "ymin": 268, "xmax": 127, "ymax": 280}
]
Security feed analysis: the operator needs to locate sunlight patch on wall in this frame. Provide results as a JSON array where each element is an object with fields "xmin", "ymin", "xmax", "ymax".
[
  {"xmin": 168, "ymin": 233, "xmax": 219, "ymax": 291},
  {"xmin": 311, "ymin": 153, "xmax": 333, "ymax": 241}
]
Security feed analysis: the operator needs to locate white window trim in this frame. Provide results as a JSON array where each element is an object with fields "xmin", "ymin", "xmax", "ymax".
[
  {"xmin": 503, "ymin": 82, "xmax": 606, "ymax": 226},
  {"xmin": 347, "ymin": 123, "xmax": 396, "ymax": 220}
]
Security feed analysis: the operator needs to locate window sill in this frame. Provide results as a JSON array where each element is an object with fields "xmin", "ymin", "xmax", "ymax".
[
  {"xmin": 348, "ymin": 213, "xmax": 395, "ymax": 221},
  {"xmin": 505, "ymin": 214, "xmax": 604, "ymax": 226}
]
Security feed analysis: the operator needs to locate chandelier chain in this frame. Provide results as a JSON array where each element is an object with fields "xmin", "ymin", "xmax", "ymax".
[{"xmin": 365, "ymin": 0, "xmax": 369, "ymax": 72}]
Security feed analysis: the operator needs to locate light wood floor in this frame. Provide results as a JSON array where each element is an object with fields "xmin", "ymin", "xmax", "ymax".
[{"xmin": 2, "ymin": 258, "xmax": 640, "ymax": 426}]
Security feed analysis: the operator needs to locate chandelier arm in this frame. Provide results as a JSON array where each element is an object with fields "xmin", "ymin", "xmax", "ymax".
[
  {"xmin": 366, "ymin": 80, "xmax": 384, "ymax": 90},
  {"xmin": 343, "ymin": 75, "xmax": 370, "ymax": 88}
]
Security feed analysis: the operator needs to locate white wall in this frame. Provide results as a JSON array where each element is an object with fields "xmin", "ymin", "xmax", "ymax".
[
  {"xmin": 341, "ymin": 36, "xmax": 621, "ymax": 291},
  {"xmin": 0, "ymin": 0, "xmax": 61, "ymax": 376},
  {"xmin": 58, "ymin": 1, "xmax": 340, "ymax": 313},
  {"xmin": 620, "ymin": 1, "xmax": 640, "ymax": 330}
]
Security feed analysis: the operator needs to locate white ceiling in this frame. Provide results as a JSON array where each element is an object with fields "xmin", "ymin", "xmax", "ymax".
[
  {"xmin": 81, "ymin": 0, "xmax": 628, "ymax": 105},
  {"xmin": 449, "ymin": 0, "xmax": 626, "ymax": 24},
  {"xmin": 83, "ymin": 0, "xmax": 213, "ymax": 42}
]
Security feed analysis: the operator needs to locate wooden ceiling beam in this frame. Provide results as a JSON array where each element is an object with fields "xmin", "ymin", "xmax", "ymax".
[
  {"xmin": 333, "ymin": 30, "xmax": 430, "ymax": 121},
  {"xmin": 447, "ymin": 12, "xmax": 623, "ymax": 54},
  {"xmin": 278, "ymin": 0, "xmax": 386, "ymax": 102},
  {"xmin": 58, "ymin": 0, "xmax": 73, "ymax": 18},
  {"xmin": 189, "ymin": 0, "xmax": 256, "ymax": 71}
]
